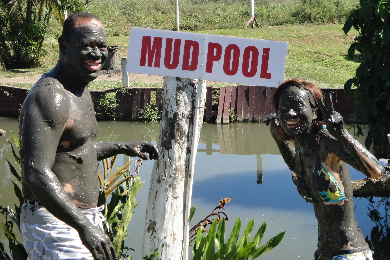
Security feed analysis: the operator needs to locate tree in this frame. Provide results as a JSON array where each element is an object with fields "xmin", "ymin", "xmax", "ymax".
[
  {"xmin": 343, "ymin": 0, "xmax": 390, "ymax": 157},
  {"xmin": 0, "ymin": 0, "xmax": 86, "ymax": 69}
]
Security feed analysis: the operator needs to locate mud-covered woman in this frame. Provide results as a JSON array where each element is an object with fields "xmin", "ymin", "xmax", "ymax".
[{"xmin": 267, "ymin": 79, "xmax": 383, "ymax": 260}]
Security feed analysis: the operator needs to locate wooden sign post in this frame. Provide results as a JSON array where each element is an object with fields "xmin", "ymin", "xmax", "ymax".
[{"xmin": 126, "ymin": 27, "xmax": 287, "ymax": 259}]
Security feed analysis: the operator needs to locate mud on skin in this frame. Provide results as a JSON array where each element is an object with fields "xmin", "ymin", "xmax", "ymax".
[
  {"xmin": 268, "ymin": 80, "xmax": 383, "ymax": 260},
  {"xmin": 19, "ymin": 12, "xmax": 159, "ymax": 260}
]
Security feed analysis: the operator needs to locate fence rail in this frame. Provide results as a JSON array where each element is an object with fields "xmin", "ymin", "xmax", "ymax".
[{"xmin": 0, "ymin": 85, "xmax": 358, "ymax": 123}]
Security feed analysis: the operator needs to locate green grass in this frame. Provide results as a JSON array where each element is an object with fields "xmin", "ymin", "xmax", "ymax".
[
  {"xmin": 89, "ymin": 81, "xmax": 162, "ymax": 91},
  {"xmin": 196, "ymin": 24, "xmax": 358, "ymax": 88},
  {"xmin": 0, "ymin": 0, "xmax": 360, "ymax": 89}
]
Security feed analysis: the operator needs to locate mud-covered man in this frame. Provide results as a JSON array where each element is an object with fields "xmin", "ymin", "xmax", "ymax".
[{"xmin": 19, "ymin": 12, "xmax": 159, "ymax": 259}]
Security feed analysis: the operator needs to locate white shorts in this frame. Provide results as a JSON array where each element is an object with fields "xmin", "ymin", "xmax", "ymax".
[{"xmin": 20, "ymin": 203, "xmax": 106, "ymax": 260}]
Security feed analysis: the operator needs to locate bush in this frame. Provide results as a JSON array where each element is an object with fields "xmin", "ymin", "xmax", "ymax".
[
  {"xmin": 192, "ymin": 217, "xmax": 285, "ymax": 259},
  {"xmin": 343, "ymin": 0, "xmax": 390, "ymax": 157},
  {"xmin": 0, "ymin": 1, "xmax": 47, "ymax": 69},
  {"xmin": 139, "ymin": 103, "xmax": 161, "ymax": 122}
]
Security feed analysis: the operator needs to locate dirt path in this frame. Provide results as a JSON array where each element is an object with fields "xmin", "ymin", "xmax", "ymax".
[{"xmin": 0, "ymin": 70, "xmax": 164, "ymax": 85}]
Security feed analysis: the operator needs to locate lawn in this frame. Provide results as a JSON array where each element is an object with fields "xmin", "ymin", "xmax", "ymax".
[{"xmin": 0, "ymin": 0, "xmax": 360, "ymax": 89}]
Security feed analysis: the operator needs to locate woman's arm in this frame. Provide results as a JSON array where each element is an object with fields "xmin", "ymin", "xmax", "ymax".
[
  {"xmin": 318, "ymin": 94, "xmax": 383, "ymax": 179},
  {"xmin": 266, "ymin": 114, "xmax": 296, "ymax": 171}
]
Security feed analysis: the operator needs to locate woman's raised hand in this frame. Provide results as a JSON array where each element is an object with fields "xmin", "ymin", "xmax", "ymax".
[{"xmin": 318, "ymin": 93, "xmax": 344, "ymax": 137}]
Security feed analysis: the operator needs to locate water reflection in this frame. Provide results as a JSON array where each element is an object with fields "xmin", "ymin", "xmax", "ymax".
[{"xmin": 0, "ymin": 118, "xmax": 388, "ymax": 259}]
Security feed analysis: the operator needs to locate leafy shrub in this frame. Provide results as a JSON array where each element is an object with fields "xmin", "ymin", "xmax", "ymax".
[
  {"xmin": 0, "ymin": 0, "xmax": 86, "ymax": 69},
  {"xmin": 139, "ymin": 103, "xmax": 161, "ymax": 122},
  {"xmin": 343, "ymin": 0, "xmax": 390, "ymax": 157},
  {"xmin": 92, "ymin": 90, "xmax": 119, "ymax": 120},
  {"xmin": 192, "ymin": 217, "xmax": 285, "ymax": 259},
  {"xmin": 229, "ymin": 109, "xmax": 237, "ymax": 123},
  {"xmin": 0, "ymin": 1, "xmax": 47, "ymax": 69}
]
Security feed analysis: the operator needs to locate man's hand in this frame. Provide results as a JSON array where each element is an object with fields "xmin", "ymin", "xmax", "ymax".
[
  {"xmin": 79, "ymin": 225, "xmax": 116, "ymax": 260},
  {"xmin": 125, "ymin": 141, "xmax": 159, "ymax": 160},
  {"xmin": 318, "ymin": 93, "xmax": 344, "ymax": 138}
]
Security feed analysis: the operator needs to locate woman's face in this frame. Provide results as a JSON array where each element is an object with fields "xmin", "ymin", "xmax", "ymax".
[{"xmin": 277, "ymin": 86, "xmax": 316, "ymax": 136}]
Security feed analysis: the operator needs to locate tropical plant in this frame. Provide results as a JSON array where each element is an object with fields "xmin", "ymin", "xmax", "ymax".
[
  {"xmin": 0, "ymin": 131, "xmax": 27, "ymax": 259},
  {"xmin": 343, "ymin": 0, "xmax": 390, "ymax": 157},
  {"xmin": 192, "ymin": 216, "xmax": 285, "ymax": 259},
  {"xmin": 97, "ymin": 155, "xmax": 145, "ymax": 259},
  {"xmin": 0, "ymin": 0, "xmax": 86, "ymax": 69},
  {"xmin": 190, "ymin": 199, "xmax": 285, "ymax": 260},
  {"xmin": 0, "ymin": 132, "xmax": 145, "ymax": 260}
]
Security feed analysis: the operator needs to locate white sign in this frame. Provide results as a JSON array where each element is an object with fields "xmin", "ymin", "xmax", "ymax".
[{"xmin": 127, "ymin": 27, "xmax": 288, "ymax": 87}]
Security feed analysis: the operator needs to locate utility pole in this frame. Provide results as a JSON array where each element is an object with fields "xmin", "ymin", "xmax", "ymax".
[
  {"xmin": 250, "ymin": 0, "xmax": 254, "ymax": 17},
  {"xmin": 175, "ymin": 0, "xmax": 179, "ymax": 31}
]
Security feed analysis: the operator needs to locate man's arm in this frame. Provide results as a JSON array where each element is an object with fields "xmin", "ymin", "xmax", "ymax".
[
  {"xmin": 94, "ymin": 141, "xmax": 159, "ymax": 161},
  {"xmin": 21, "ymin": 81, "xmax": 115, "ymax": 259}
]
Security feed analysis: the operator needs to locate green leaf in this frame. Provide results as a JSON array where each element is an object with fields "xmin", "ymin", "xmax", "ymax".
[
  {"xmin": 1, "ymin": 224, "xmax": 17, "ymax": 243},
  {"xmin": 356, "ymin": 64, "xmax": 368, "ymax": 80},
  {"xmin": 359, "ymin": 104, "xmax": 370, "ymax": 118},
  {"xmin": 251, "ymin": 222, "xmax": 267, "ymax": 247},
  {"xmin": 216, "ymin": 218, "xmax": 225, "ymax": 249},
  {"xmin": 7, "ymin": 141, "xmax": 20, "ymax": 165},
  {"xmin": 5, "ymin": 207, "xmax": 19, "ymax": 229},
  {"xmin": 236, "ymin": 218, "xmax": 254, "ymax": 252},
  {"xmin": 6, "ymin": 160, "xmax": 21, "ymax": 182},
  {"xmin": 356, "ymin": 124, "xmax": 364, "ymax": 137},
  {"xmin": 362, "ymin": 5, "xmax": 373, "ymax": 23},
  {"xmin": 370, "ymin": 103, "xmax": 378, "ymax": 117},
  {"xmin": 108, "ymin": 202, "xmax": 124, "ymax": 221},
  {"xmin": 190, "ymin": 206, "xmax": 196, "ymax": 221},
  {"xmin": 12, "ymin": 181, "xmax": 23, "ymax": 206},
  {"xmin": 113, "ymin": 177, "xmax": 144, "ymax": 254},
  {"xmin": 205, "ymin": 234, "xmax": 216, "ymax": 260},
  {"xmin": 204, "ymin": 218, "xmax": 218, "ymax": 259},
  {"xmin": 0, "ymin": 241, "xmax": 12, "ymax": 260},
  {"xmin": 10, "ymin": 131, "xmax": 19, "ymax": 149},
  {"xmin": 193, "ymin": 231, "xmax": 208, "ymax": 260},
  {"xmin": 343, "ymin": 15, "xmax": 353, "ymax": 34},
  {"xmin": 129, "ymin": 176, "xmax": 144, "ymax": 198},
  {"xmin": 195, "ymin": 226, "xmax": 204, "ymax": 250},
  {"xmin": 248, "ymin": 231, "xmax": 286, "ymax": 259},
  {"xmin": 220, "ymin": 217, "xmax": 241, "ymax": 256},
  {"xmin": 236, "ymin": 242, "xmax": 254, "ymax": 259},
  {"xmin": 344, "ymin": 78, "xmax": 355, "ymax": 95},
  {"xmin": 347, "ymin": 43, "xmax": 358, "ymax": 60}
]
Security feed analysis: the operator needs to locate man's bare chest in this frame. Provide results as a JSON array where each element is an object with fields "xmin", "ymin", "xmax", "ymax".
[{"xmin": 59, "ymin": 93, "xmax": 98, "ymax": 149}]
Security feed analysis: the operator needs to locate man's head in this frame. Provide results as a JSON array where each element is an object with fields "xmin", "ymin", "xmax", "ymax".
[{"xmin": 59, "ymin": 13, "xmax": 108, "ymax": 84}]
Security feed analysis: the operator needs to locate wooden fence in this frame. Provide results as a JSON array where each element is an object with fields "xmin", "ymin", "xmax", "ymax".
[{"xmin": 0, "ymin": 85, "xmax": 358, "ymax": 123}]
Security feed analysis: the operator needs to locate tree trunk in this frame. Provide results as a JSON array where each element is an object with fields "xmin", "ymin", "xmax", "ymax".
[
  {"xmin": 352, "ymin": 175, "xmax": 390, "ymax": 197},
  {"xmin": 143, "ymin": 77, "xmax": 206, "ymax": 259}
]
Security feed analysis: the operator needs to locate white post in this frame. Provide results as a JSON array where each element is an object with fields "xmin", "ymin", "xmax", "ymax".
[
  {"xmin": 183, "ymin": 79, "xmax": 206, "ymax": 260},
  {"xmin": 143, "ymin": 77, "xmax": 206, "ymax": 259},
  {"xmin": 175, "ymin": 0, "xmax": 180, "ymax": 31},
  {"xmin": 250, "ymin": 0, "xmax": 255, "ymax": 17},
  {"xmin": 121, "ymin": 57, "xmax": 129, "ymax": 88}
]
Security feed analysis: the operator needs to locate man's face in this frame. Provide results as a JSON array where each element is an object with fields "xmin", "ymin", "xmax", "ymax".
[{"xmin": 62, "ymin": 19, "xmax": 108, "ymax": 83}]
